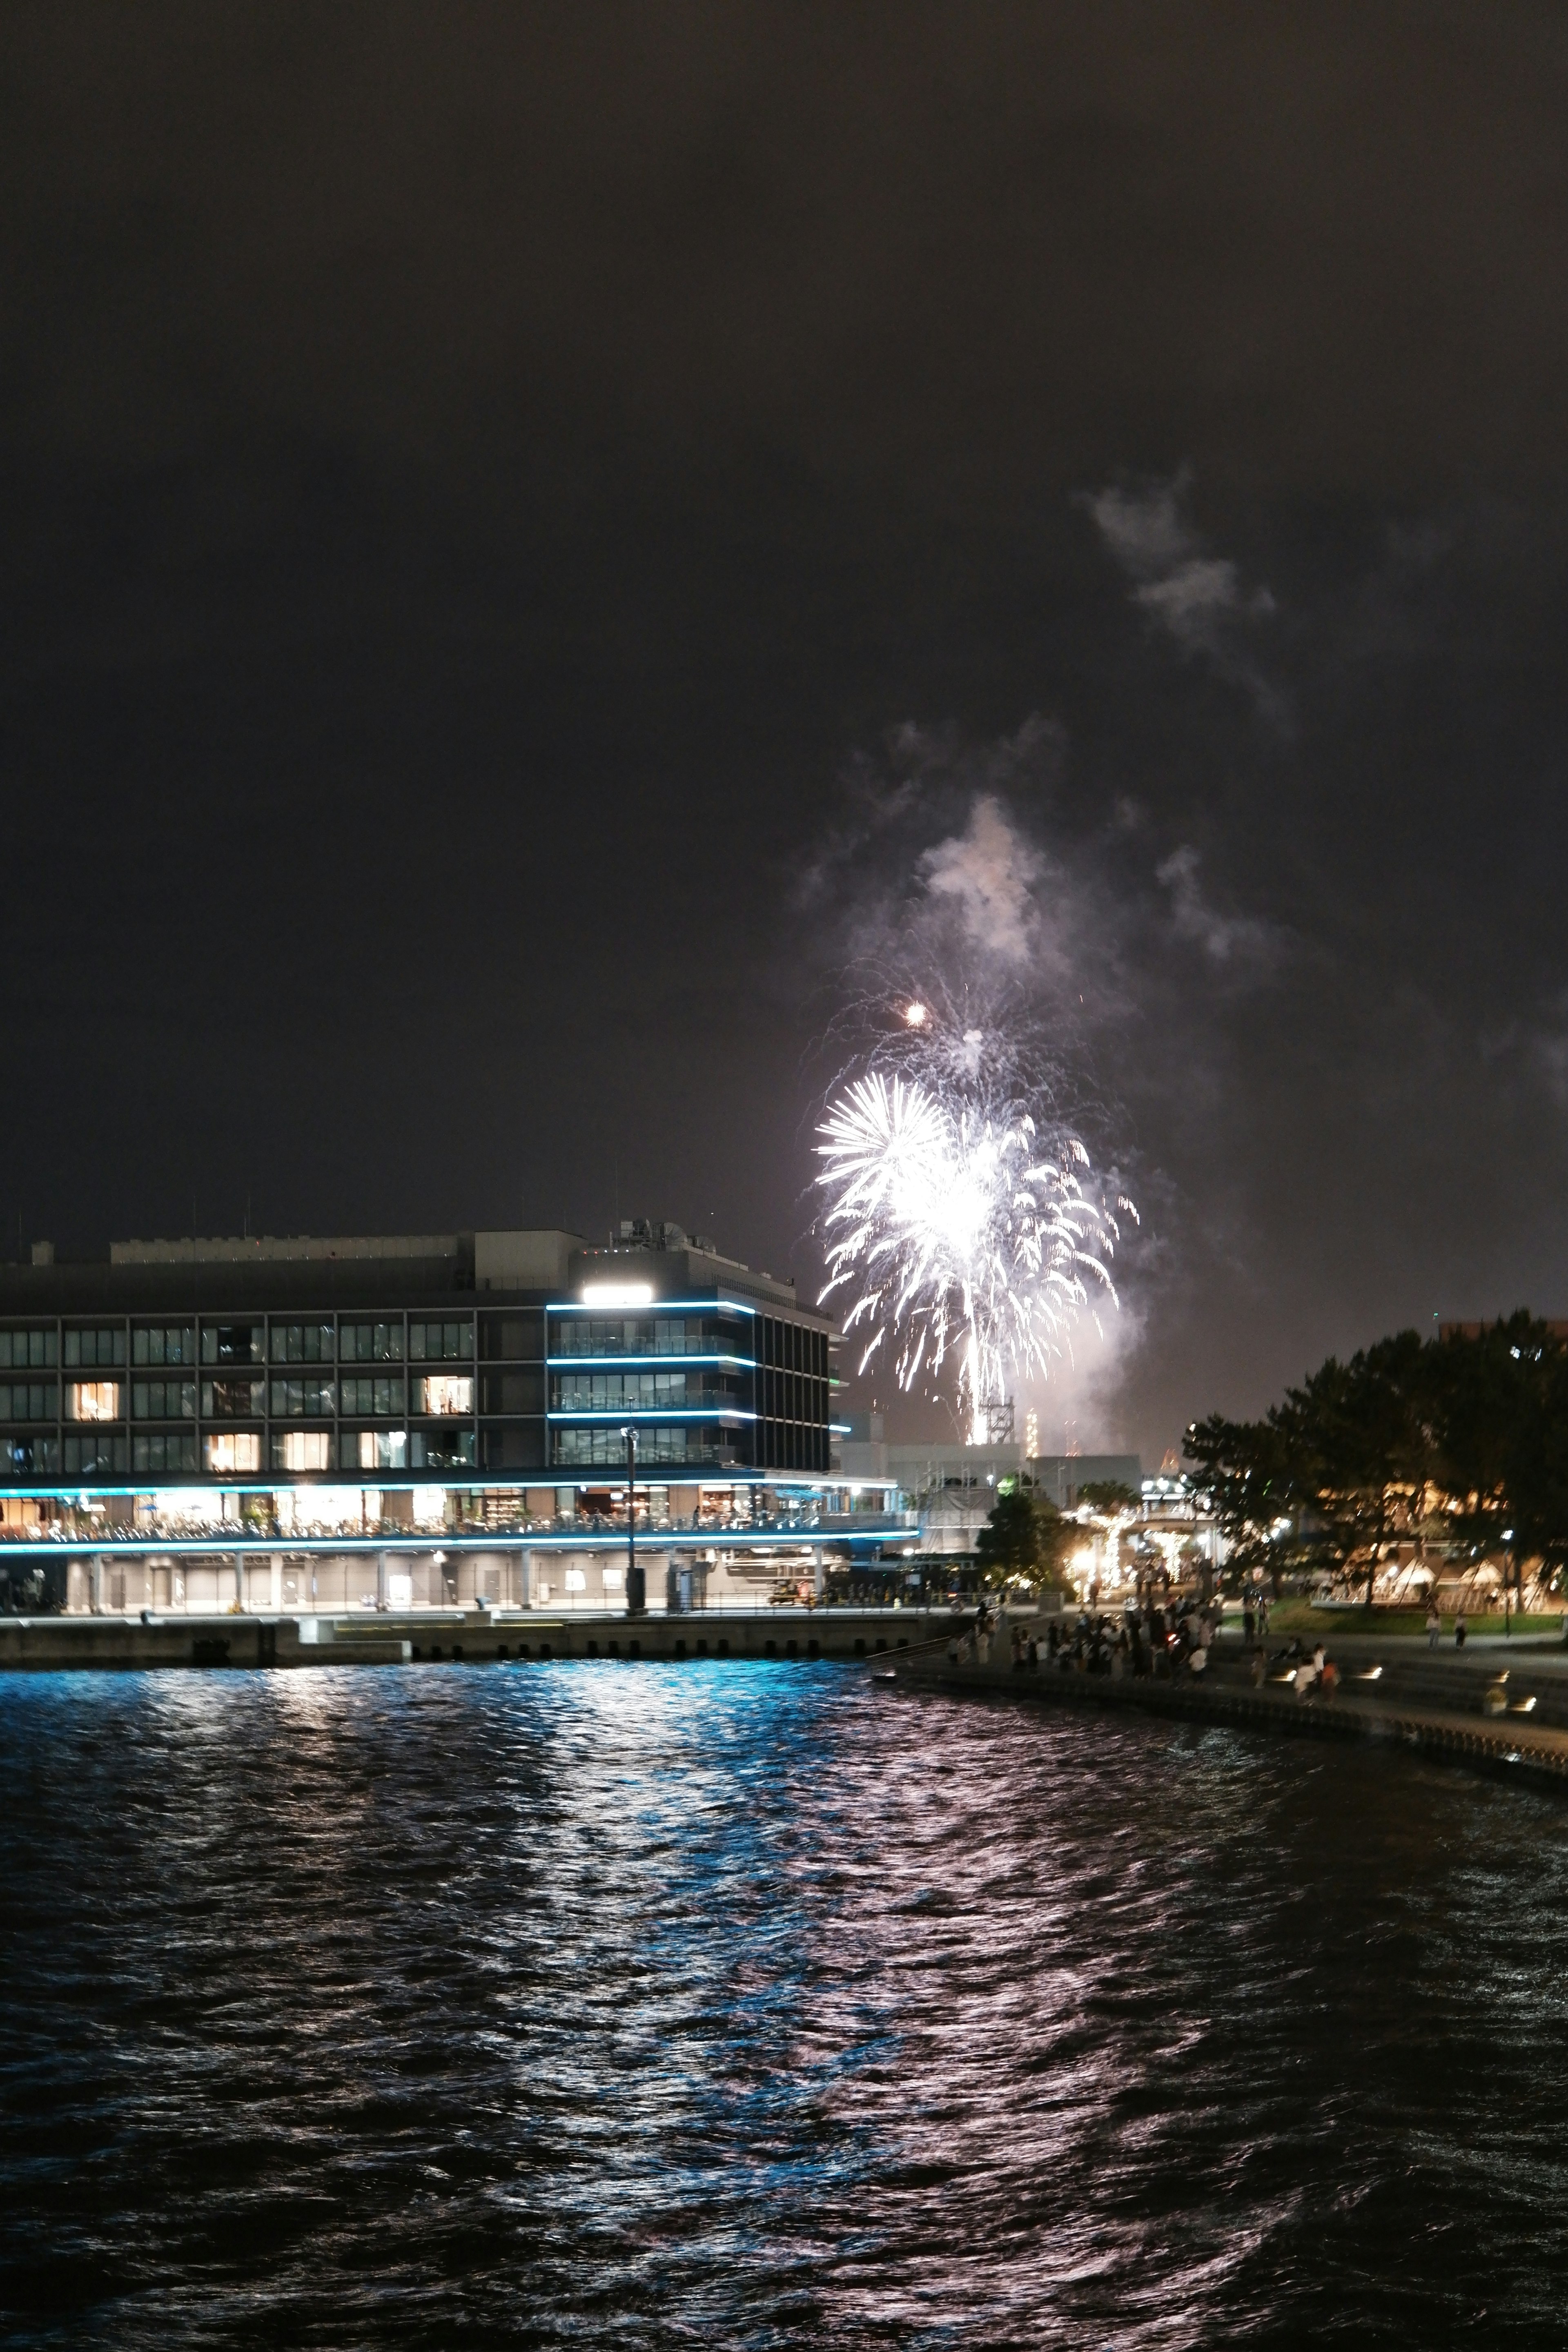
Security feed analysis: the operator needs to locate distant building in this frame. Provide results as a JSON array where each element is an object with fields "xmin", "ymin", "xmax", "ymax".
[{"xmin": 0, "ymin": 1223, "xmax": 910, "ymax": 1615}]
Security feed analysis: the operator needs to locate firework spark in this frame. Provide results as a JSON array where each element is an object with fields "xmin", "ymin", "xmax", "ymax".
[{"xmin": 815, "ymin": 1025, "xmax": 1135, "ymax": 1443}]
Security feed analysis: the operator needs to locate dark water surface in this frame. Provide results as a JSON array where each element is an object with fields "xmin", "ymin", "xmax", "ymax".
[{"xmin": 2, "ymin": 1662, "xmax": 1565, "ymax": 2348}]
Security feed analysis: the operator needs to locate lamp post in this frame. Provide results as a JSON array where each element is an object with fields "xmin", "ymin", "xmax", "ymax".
[{"xmin": 621, "ymin": 1424, "xmax": 645, "ymax": 1616}]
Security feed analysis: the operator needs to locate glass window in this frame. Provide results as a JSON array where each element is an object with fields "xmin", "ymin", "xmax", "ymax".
[
  {"xmin": 64, "ymin": 1433, "xmax": 129, "ymax": 1476},
  {"xmin": 131, "ymin": 1381, "xmax": 196, "ymax": 1421},
  {"xmin": 415, "ymin": 1374, "xmax": 472, "ymax": 1416},
  {"xmin": 0, "ymin": 1330, "xmax": 57, "ymax": 1369},
  {"xmin": 201, "ymin": 1325, "xmax": 263, "ymax": 1365},
  {"xmin": 267, "ymin": 1379, "xmax": 335, "ymax": 1418},
  {"xmin": 201, "ymin": 1379, "xmax": 265, "ymax": 1418},
  {"xmin": 555, "ymin": 1425, "xmax": 701, "ymax": 1467},
  {"xmin": 63, "ymin": 1328, "xmax": 125, "ymax": 1368},
  {"xmin": 269, "ymin": 1323, "xmax": 334, "ymax": 1363},
  {"xmin": 272, "ymin": 1430, "xmax": 334, "ymax": 1472},
  {"xmin": 0, "ymin": 1383, "xmax": 58, "ymax": 1423},
  {"xmin": 353, "ymin": 1428, "xmax": 408, "ymax": 1470},
  {"xmin": 339, "ymin": 1321, "xmax": 404, "ymax": 1363},
  {"xmin": 2, "ymin": 1436, "xmax": 60, "ymax": 1476},
  {"xmin": 132, "ymin": 1432, "xmax": 197, "ymax": 1475},
  {"xmin": 340, "ymin": 1376, "xmax": 405, "ymax": 1417},
  {"xmin": 205, "ymin": 1431, "xmax": 261, "ymax": 1474},
  {"xmin": 132, "ymin": 1325, "xmax": 196, "ymax": 1367},
  {"xmin": 409, "ymin": 1428, "xmax": 477, "ymax": 1469},
  {"xmin": 65, "ymin": 1381, "xmax": 121, "ymax": 1423},
  {"xmin": 409, "ymin": 1319, "xmax": 472, "ymax": 1361}
]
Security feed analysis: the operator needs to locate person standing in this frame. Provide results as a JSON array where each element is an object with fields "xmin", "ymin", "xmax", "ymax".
[
  {"xmin": 1455, "ymin": 1607, "xmax": 1467, "ymax": 1649},
  {"xmin": 1426, "ymin": 1601, "xmax": 1441, "ymax": 1649}
]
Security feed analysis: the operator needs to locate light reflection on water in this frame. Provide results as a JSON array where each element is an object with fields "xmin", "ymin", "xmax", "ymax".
[{"xmin": 2, "ymin": 1660, "xmax": 1566, "ymax": 2347}]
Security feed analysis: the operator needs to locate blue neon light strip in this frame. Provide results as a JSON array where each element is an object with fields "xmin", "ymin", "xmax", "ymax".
[
  {"xmin": 546, "ymin": 1298, "xmax": 760, "ymax": 1316},
  {"xmin": 0, "ymin": 1525, "xmax": 909, "ymax": 1557}
]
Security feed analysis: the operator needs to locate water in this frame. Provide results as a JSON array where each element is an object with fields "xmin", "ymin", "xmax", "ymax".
[{"xmin": 1, "ymin": 1662, "xmax": 1564, "ymax": 2348}]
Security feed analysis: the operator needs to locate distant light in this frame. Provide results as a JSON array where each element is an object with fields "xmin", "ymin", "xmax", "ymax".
[
  {"xmin": 581, "ymin": 1282, "xmax": 654, "ymax": 1308},
  {"xmin": 904, "ymin": 1002, "xmax": 929, "ymax": 1027}
]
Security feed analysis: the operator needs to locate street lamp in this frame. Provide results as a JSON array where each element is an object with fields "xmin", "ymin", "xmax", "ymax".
[{"xmin": 621, "ymin": 1425, "xmax": 646, "ymax": 1617}]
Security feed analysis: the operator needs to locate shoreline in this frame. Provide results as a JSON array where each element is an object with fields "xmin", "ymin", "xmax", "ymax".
[{"xmin": 895, "ymin": 1636, "xmax": 1568, "ymax": 1795}]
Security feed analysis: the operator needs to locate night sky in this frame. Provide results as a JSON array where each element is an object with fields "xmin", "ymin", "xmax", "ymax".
[{"xmin": 6, "ymin": 7, "xmax": 1568, "ymax": 1461}]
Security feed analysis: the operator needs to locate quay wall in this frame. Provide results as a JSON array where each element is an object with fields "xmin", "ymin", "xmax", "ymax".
[{"xmin": 0, "ymin": 1606, "xmax": 961, "ymax": 1675}]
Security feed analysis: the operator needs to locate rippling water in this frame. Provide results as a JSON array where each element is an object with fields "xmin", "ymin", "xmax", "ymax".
[{"xmin": 2, "ymin": 1660, "xmax": 1565, "ymax": 2347}]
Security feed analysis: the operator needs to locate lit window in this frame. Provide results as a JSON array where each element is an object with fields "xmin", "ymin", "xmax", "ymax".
[
  {"xmin": 277, "ymin": 1430, "xmax": 333, "ymax": 1472},
  {"xmin": 564, "ymin": 1567, "xmax": 587, "ymax": 1591},
  {"xmin": 357, "ymin": 1429, "xmax": 408, "ymax": 1470},
  {"xmin": 602, "ymin": 1565, "xmax": 624, "ymax": 1590},
  {"xmin": 205, "ymin": 1432, "xmax": 261, "ymax": 1473},
  {"xmin": 419, "ymin": 1375, "xmax": 473, "ymax": 1417},
  {"xmin": 66, "ymin": 1381, "xmax": 121, "ymax": 1423},
  {"xmin": 386, "ymin": 1572, "xmax": 413, "ymax": 1610}
]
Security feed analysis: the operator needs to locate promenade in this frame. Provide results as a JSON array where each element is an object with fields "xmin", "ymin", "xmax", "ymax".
[{"xmin": 898, "ymin": 1625, "xmax": 1568, "ymax": 1794}]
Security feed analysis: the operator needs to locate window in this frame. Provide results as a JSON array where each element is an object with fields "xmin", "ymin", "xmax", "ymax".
[
  {"xmin": 354, "ymin": 1429, "xmax": 408, "ymax": 1470},
  {"xmin": 564, "ymin": 1568, "xmax": 587, "ymax": 1592},
  {"xmin": 64, "ymin": 1433, "xmax": 129, "ymax": 1475},
  {"xmin": 409, "ymin": 1428, "xmax": 477, "ymax": 1469},
  {"xmin": 415, "ymin": 1374, "xmax": 472, "ymax": 1416},
  {"xmin": 65, "ymin": 1381, "xmax": 121, "ymax": 1423},
  {"xmin": 552, "ymin": 1370, "xmax": 700, "ymax": 1410},
  {"xmin": 205, "ymin": 1432, "xmax": 261, "ymax": 1473},
  {"xmin": 0, "ymin": 1330, "xmax": 56, "ymax": 1369},
  {"xmin": 64, "ymin": 1328, "xmax": 125, "ymax": 1368},
  {"xmin": 3, "ymin": 1436, "xmax": 59, "ymax": 1475},
  {"xmin": 550, "ymin": 1315, "xmax": 750, "ymax": 1360},
  {"xmin": 602, "ymin": 1565, "xmax": 624, "ymax": 1591},
  {"xmin": 0, "ymin": 1383, "xmax": 57, "ymax": 1423},
  {"xmin": 132, "ymin": 1432, "xmax": 196, "ymax": 1476},
  {"xmin": 202, "ymin": 1379, "xmax": 264, "ymax": 1418},
  {"xmin": 270, "ymin": 1322, "xmax": 334, "ymax": 1363},
  {"xmin": 201, "ymin": 1324, "xmax": 263, "ymax": 1365},
  {"xmin": 268, "ymin": 1379, "xmax": 335, "ymax": 1418},
  {"xmin": 340, "ymin": 1321, "xmax": 404, "ymax": 1362},
  {"xmin": 409, "ymin": 1319, "xmax": 472, "ymax": 1361},
  {"xmin": 131, "ymin": 1381, "xmax": 196, "ymax": 1420},
  {"xmin": 555, "ymin": 1425, "xmax": 714, "ymax": 1467},
  {"xmin": 340, "ymin": 1376, "xmax": 405, "ymax": 1417},
  {"xmin": 273, "ymin": 1430, "xmax": 334, "ymax": 1472},
  {"xmin": 132, "ymin": 1326, "xmax": 195, "ymax": 1367}
]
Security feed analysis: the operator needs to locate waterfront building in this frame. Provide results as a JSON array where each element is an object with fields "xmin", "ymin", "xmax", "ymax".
[{"xmin": 0, "ymin": 1223, "xmax": 910, "ymax": 1617}]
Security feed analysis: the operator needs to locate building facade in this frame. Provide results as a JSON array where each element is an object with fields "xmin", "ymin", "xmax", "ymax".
[{"xmin": 0, "ymin": 1224, "xmax": 908, "ymax": 1616}]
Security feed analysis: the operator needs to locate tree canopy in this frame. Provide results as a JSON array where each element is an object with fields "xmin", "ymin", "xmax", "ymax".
[
  {"xmin": 975, "ymin": 1486, "xmax": 1073, "ymax": 1590},
  {"xmin": 1185, "ymin": 1313, "xmax": 1568, "ymax": 1605}
]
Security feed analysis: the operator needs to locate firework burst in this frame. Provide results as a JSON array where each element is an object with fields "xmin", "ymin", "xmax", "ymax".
[{"xmin": 815, "ymin": 1013, "xmax": 1135, "ymax": 1443}]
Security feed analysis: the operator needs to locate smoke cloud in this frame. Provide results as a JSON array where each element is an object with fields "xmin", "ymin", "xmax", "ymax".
[{"xmin": 1087, "ymin": 473, "xmax": 1285, "ymax": 726}]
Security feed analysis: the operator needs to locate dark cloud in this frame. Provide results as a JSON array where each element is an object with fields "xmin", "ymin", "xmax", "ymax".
[{"xmin": 4, "ymin": 4, "xmax": 1568, "ymax": 1458}]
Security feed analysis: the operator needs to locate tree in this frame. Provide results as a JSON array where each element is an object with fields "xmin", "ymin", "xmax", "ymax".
[
  {"xmin": 975, "ymin": 1487, "xmax": 1072, "ymax": 1591},
  {"xmin": 1076, "ymin": 1479, "xmax": 1140, "ymax": 1514}
]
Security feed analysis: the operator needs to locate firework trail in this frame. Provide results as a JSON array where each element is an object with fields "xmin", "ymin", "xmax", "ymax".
[{"xmin": 816, "ymin": 993, "xmax": 1136, "ymax": 1444}]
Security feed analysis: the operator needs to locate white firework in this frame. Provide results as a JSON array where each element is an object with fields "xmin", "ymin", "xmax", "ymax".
[{"xmin": 815, "ymin": 1066, "xmax": 1134, "ymax": 1444}]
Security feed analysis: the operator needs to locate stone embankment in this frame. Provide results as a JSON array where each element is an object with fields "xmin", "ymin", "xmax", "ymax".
[
  {"xmin": 895, "ymin": 1627, "xmax": 1568, "ymax": 1794},
  {"xmin": 0, "ymin": 1607, "xmax": 940, "ymax": 1674}
]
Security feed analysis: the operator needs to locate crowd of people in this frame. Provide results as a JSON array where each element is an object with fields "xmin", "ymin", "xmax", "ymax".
[{"xmin": 949, "ymin": 1592, "xmax": 1346, "ymax": 1701}]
